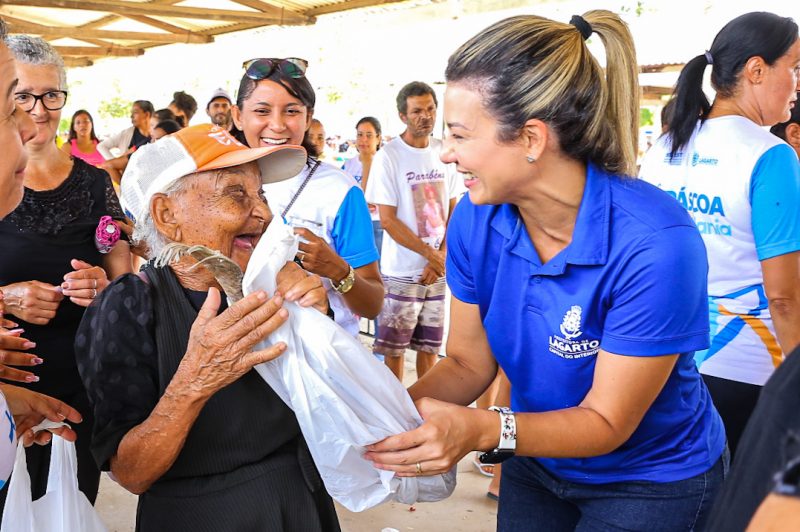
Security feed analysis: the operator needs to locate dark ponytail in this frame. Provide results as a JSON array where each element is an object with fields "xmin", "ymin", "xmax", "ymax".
[
  {"xmin": 667, "ymin": 11, "xmax": 798, "ymax": 156},
  {"xmin": 667, "ymin": 55, "xmax": 711, "ymax": 156}
]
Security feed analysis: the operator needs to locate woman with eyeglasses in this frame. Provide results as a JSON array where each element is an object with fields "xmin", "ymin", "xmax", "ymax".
[
  {"xmin": 0, "ymin": 35, "xmax": 131, "ymax": 512},
  {"xmin": 60, "ymin": 109, "xmax": 105, "ymax": 167},
  {"xmin": 0, "ymin": 18, "xmax": 85, "ymax": 496},
  {"xmin": 232, "ymin": 58, "xmax": 383, "ymax": 336}
]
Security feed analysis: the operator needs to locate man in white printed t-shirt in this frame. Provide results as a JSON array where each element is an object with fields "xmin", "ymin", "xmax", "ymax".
[{"xmin": 365, "ymin": 82, "xmax": 460, "ymax": 383}]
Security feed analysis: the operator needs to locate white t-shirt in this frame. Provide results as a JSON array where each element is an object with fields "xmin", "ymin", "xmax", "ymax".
[
  {"xmin": 365, "ymin": 137, "xmax": 460, "ymax": 278},
  {"xmin": 263, "ymin": 161, "xmax": 379, "ymax": 337},
  {"xmin": 639, "ymin": 116, "xmax": 800, "ymax": 385},
  {"xmin": 0, "ymin": 391, "xmax": 16, "ymax": 489},
  {"xmin": 342, "ymin": 157, "xmax": 380, "ymax": 222}
]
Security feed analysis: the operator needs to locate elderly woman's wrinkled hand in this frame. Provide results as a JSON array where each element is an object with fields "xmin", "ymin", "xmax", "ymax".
[
  {"xmin": 62, "ymin": 258, "xmax": 110, "ymax": 307},
  {"xmin": 177, "ymin": 287, "xmax": 289, "ymax": 398},
  {"xmin": 276, "ymin": 261, "xmax": 329, "ymax": 315},
  {"xmin": 117, "ymin": 219, "xmax": 150, "ymax": 259},
  {"xmin": 0, "ymin": 280, "xmax": 64, "ymax": 325}
]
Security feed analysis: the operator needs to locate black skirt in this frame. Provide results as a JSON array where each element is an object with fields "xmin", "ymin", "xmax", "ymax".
[{"xmin": 136, "ymin": 446, "xmax": 340, "ymax": 532}]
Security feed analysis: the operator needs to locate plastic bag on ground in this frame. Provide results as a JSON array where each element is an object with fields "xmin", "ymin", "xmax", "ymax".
[
  {"xmin": 1, "ymin": 421, "xmax": 107, "ymax": 532},
  {"xmin": 242, "ymin": 220, "xmax": 456, "ymax": 512}
]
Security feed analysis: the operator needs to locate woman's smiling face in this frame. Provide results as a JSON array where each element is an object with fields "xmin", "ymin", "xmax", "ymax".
[
  {"xmin": 164, "ymin": 162, "xmax": 272, "ymax": 272},
  {"xmin": 15, "ymin": 62, "xmax": 62, "ymax": 148},
  {"xmin": 233, "ymin": 79, "xmax": 312, "ymax": 149}
]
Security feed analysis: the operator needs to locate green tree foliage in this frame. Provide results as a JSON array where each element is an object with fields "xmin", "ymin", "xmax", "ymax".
[
  {"xmin": 97, "ymin": 96, "xmax": 130, "ymax": 120},
  {"xmin": 640, "ymin": 107, "xmax": 654, "ymax": 127}
]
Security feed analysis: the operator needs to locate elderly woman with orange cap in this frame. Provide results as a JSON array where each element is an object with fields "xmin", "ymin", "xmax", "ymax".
[{"xmin": 75, "ymin": 124, "xmax": 341, "ymax": 531}]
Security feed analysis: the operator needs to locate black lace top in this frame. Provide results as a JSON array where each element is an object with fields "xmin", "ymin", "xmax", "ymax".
[{"xmin": 0, "ymin": 158, "xmax": 124, "ymax": 397}]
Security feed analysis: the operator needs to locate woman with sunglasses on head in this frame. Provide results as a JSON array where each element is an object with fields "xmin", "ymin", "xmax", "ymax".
[
  {"xmin": 0, "ymin": 35, "xmax": 131, "ymax": 512},
  {"xmin": 640, "ymin": 12, "xmax": 800, "ymax": 458},
  {"xmin": 366, "ymin": 12, "xmax": 726, "ymax": 531},
  {"xmin": 60, "ymin": 109, "xmax": 104, "ymax": 167},
  {"xmin": 232, "ymin": 58, "xmax": 383, "ymax": 336}
]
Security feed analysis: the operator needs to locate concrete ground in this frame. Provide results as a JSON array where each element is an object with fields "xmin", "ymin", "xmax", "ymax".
[{"xmin": 94, "ymin": 334, "xmax": 500, "ymax": 532}]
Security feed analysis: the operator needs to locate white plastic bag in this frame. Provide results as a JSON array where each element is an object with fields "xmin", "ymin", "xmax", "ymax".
[
  {"xmin": 1, "ymin": 422, "xmax": 107, "ymax": 532},
  {"xmin": 242, "ymin": 221, "xmax": 456, "ymax": 512}
]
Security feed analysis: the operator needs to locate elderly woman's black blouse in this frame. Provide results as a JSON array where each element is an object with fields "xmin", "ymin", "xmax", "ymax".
[
  {"xmin": 74, "ymin": 273, "xmax": 302, "ymax": 482},
  {"xmin": 0, "ymin": 158, "xmax": 123, "ymax": 398}
]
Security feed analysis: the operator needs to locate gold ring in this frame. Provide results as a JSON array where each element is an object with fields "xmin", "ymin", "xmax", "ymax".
[
  {"xmin": 415, "ymin": 462, "xmax": 422, "ymax": 474},
  {"xmin": 92, "ymin": 288, "xmax": 97, "ymax": 299}
]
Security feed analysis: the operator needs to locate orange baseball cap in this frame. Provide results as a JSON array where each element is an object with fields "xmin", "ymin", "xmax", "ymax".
[{"xmin": 120, "ymin": 124, "xmax": 306, "ymax": 222}]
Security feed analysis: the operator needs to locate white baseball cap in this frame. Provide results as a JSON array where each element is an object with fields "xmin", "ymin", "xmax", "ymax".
[
  {"xmin": 120, "ymin": 124, "xmax": 305, "ymax": 223},
  {"xmin": 206, "ymin": 87, "xmax": 232, "ymax": 108}
]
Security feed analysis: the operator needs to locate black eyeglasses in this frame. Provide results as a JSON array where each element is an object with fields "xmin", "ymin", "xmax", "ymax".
[
  {"xmin": 14, "ymin": 91, "xmax": 68, "ymax": 111},
  {"xmin": 242, "ymin": 58, "xmax": 308, "ymax": 80}
]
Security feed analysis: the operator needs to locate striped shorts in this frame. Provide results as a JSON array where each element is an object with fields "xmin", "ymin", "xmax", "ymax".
[{"xmin": 373, "ymin": 275, "xmax": 446, "ymax": 357}]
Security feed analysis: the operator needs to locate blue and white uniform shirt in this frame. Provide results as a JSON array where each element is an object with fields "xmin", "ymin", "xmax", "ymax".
[
  {"xmin": 640, "ymin": 116, "xmax": 800, "ymax": 385},
  {"xmin": 263, "ymin": 161, "xmax": 379, "ymax": 337}
]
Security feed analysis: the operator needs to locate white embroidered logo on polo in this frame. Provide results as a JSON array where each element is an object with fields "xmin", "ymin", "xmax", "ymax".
[
  {"xmin": 560, "ymin": 305, "xmax": 582, "ymax": 339},
  {"xmin": 549, "ymin": 305, "xmax": 600, "ymax": 359}
]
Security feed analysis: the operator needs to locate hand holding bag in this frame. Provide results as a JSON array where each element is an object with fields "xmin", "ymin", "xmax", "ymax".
[
  {"xmin": 1, "ymin": 421, "xmax": 107, "ymax": 532},
  {"xmin": 242, "ymin": 221, "xmax": 457, "ymax": 512}
]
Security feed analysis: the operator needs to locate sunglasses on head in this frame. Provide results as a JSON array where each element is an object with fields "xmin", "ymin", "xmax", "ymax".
[{"xmin": 242, "ymin": 58, "xmax": 308, "ymax": 80}]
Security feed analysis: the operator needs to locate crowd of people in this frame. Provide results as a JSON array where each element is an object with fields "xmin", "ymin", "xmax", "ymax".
[{"xmin": 0, "ymin": 7, "xmax": 799, "ymax": 532}]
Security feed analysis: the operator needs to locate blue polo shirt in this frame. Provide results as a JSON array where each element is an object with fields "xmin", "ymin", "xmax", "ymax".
[{"xmin": 447, "ymin": 163, "xmax": 725, "ymax": 483}]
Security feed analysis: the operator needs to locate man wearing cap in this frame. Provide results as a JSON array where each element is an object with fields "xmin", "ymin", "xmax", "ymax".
[
  {"xmin": 75, "ymin": 124, "xmax": 341, "ymax": 531},
  {"xmin": 206, "ymin": 88, "xmax": 237, "ymax": 134}
]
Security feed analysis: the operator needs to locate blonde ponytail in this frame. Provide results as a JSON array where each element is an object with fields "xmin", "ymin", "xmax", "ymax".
[
  {"xmin": 583, "ymin": 10, "xmax": 639, "ymax": 176},
  {"xmin": 445, "ymin": 10, "xmax": 640, "ymax": 176}
]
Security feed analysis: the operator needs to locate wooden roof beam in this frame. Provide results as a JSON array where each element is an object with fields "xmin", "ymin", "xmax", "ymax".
[
  {"xmin": 35, "ymin": 27, "xmax": 210, "ymax": 44},
  {"xmin": 640, "ymin": 64, "xmax": 684, "ymax": 73},
  {"xmin": 2, "ymin": 0, "xmax": 313, "ymax": 25},
  {"xmin": 7, "ymin": 20, "xmax": 213, "ymax": 43},
  {"xmin": 228, "ymin": 0, "xmax": 311, "ymax": 22},
  {"xmin": 62, "ymin": 57, "xmax": 94, "ymax": 67},
  {"xmin": 54, "ymin": 45, "xmax": 144, "ymax": 57},
  {"xmin": 305, "ymin": 0, "xmax": 409, "ymax": 17}
]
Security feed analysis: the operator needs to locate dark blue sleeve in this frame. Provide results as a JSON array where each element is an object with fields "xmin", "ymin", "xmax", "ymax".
[
  {"xmin": 446, "ymin": 197, "xmax": 478, "ymax": 304},
  {"xmin": 602, "ymin": 226, "xmax": 710, "ymax": 356},
  {"xmin": 750, "ymin": 144, "xmax": 800, "ymax": 261},
  {"xmin": 330, "ymin": 186, "xmax": 379, "ymax": 268}
]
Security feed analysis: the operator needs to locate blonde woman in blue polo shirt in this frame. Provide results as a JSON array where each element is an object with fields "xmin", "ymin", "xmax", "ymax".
[{"xmin": 365, "ymin": 11, "xmax": 727, "ymax": 531}]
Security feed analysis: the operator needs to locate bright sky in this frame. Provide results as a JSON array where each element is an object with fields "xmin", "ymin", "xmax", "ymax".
[{"xmin": 60, "ymin": 0, "xmax": 800, "ymax": 140}]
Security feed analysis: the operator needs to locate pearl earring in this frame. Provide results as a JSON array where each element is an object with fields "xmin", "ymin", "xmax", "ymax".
[{"xmin": 526, "ymin": 156, "xmax": 536, "ymax": 163}]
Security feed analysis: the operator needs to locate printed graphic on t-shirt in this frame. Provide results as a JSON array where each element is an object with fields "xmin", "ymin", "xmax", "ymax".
[{"xmin": 411, "ymin": 181, "xmax": 446, "ymax": 249}]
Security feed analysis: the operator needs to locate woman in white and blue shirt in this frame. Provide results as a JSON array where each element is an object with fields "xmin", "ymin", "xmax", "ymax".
[
  {"xmin": 366, "ymin": 11, "xmax": 726, "ymax": 531},
  {"xmin": 640, "ymin": 11, "xmax": 800, "ymax": 457},
  {"xmin": 342, "ymin": 116, "xmax": 384, "ymax": 257}
]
